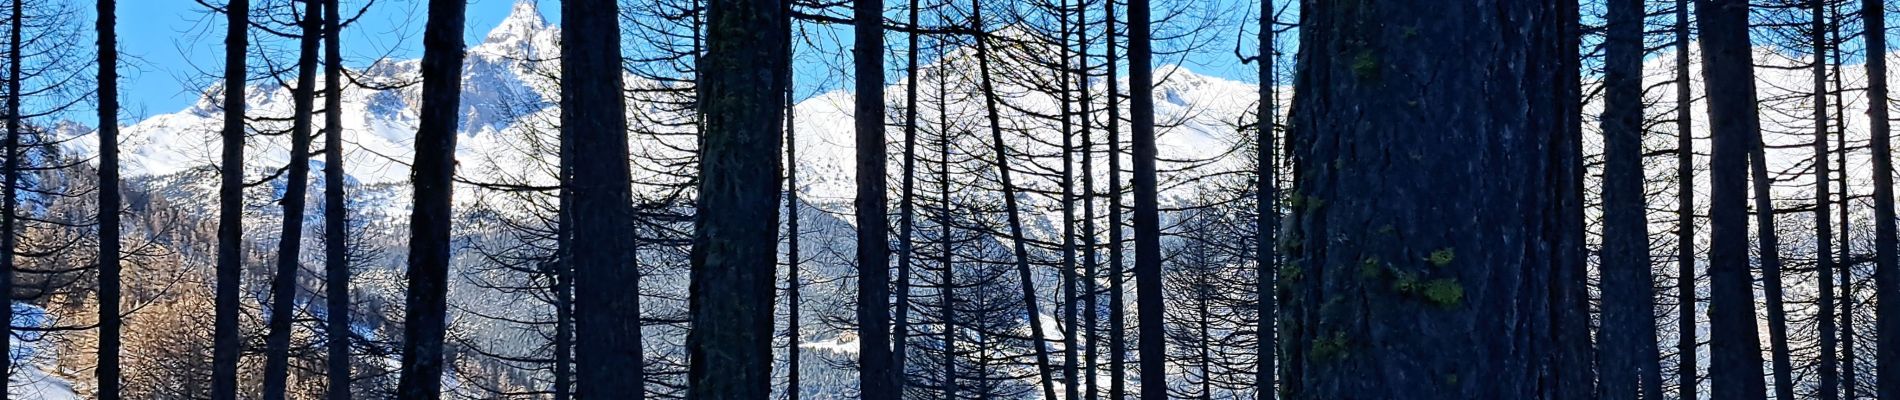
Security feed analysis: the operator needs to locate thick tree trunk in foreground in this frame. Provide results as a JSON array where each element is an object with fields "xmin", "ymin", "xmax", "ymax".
[
  {"xmin": 564, "ymin": 0, "xmax": 647, "ymax": 398},
  {"xmin": 1673, "ymin": 1, "xmax": 1699, "ymax": 399},
  {"xmin": 688, "ymin": 0, "xmax": 789, "ymax": 398},
  {"xmin": 1127, "ymin": 0, "xmax": 1166, "ymax": 397},
  {"xmin": 1281, "ymin": 1, "xmax": 1582, "ymax": 398},
  {"xmin": 1870, "ymin": 0, "xmax": 1900, "ymax": 395},
  {"xmin": 395, "ymin": 0, "xmax": 466, "ymax": 397},
  {"xmin": 1696, "ymin": 0, "xmax": 1771, "ymax": 398}
]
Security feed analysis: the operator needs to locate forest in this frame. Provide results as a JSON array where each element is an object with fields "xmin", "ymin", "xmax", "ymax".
[{"xmin": 0, "ymin": 0, "xmax": 1893, "ymax": 398}]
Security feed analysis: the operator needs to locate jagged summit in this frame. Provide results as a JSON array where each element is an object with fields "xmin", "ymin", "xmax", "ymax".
[{"xmin": 484, "ymin": 0, "xmax": 548, "ymax": 46}]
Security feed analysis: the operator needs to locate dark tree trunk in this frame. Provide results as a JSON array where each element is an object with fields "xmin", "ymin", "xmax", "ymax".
[
  {"xmin": 1253, "ymin": 1, "xmax": 1276, "ymax": 398},
  {"xmin": 1812, "ymin": 1, "xmax": 1840, "ymax": 398},
  {"xmin": 211, "ymin": 0, "xmax": 249, "ymax": 398},
  {"xmin": 1281, "ymin": 1, "xmax": 1582, "ymax": 398},
  {"xmin": 1673, "ymin": 1, "xmax": 1699, "ymax": 399},
  {"xmin": 936, "ymin": 57, "xmax": 957, "ymax": 400},
  {"xmin": 262, "ymin": 3, "xmax": 324, "ymax": 398},
  {"xmin": 1075, "ymin": 2, "xmax": 1100, "ymax": 398},
  {"xmin": 1696, "ymin": 0, "xmax": 1771, "ymax": 398},
  {"xmin": 1128, "ymin": 0, "xmax": 1166, "ymax": 397},
  {"xmin": 1059, "ymin": 2, "xmax": 1080, "ymax": 398},
  {"xmin": 322, "ymin": 0, "xmax": 352, "ymax": 398},
  {"xmin": 1104, "ymin": 0, "xmax": 1127, "ymax": 395},
  {"xmin": 1871, "ymin": 0, "xmax": 1900, "ymax": 395},
  {"xmin": 564, "ymin": 0, "xmax": 647, "ymax": 398},
  {"xmin": 1549, "ymin": 4, "xmax": 1596, "ymax": 398},
  {"xmin": 894, "ymin": 0, "xmax": 921, "ymax": 388},
  {"xmin": 687, "ymin": 0, "xmax": 789, "ymax": 397},
  {"xmin": 784, "ymin": 79, "xmax": 802, "ymax": 400},
  {"xmin": 94, "ymin": 0, "xmax": 123, "ymax": 398},
  {"xmin": 853, "ymin": 0, "xmax": 898, "ymax": 398},
  {"xmin": 1598, "ymin": 0, "xmax": 1665, "ymax": 397},
  {"xmin": 0, "ymin": 4, "xmax": 15, "ymax": 399},
  {"xmin": 1749, "ymin": 94, "xmax": 1795, "ymax": 400},
  {"xmin": 394, "ymin": 0, "xmax": 466, "ymax": 397},
  {"xmin": 972, "ymin": 2, "xmax": 1059, "ymax": 398}
]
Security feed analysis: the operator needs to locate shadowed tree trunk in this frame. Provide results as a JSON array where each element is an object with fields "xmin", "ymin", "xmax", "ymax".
[
  {"xmin": 1811, "ymin": 1, "xmax": 1839, "ymax": 398},
  {"xmin": 95, "ymin": 0, "xmax": 123, "ymax": 398},
  {"xmin": 1598, "ymin": 0, "xmax": 1665, "ymax": 397},
  {"xmin": 564, "ymin": 0, "xmax": 647, "ymax": 397},
  {"xmin": 1253, "ymin": 1, "xmax": 1276, "ymax": 398},
  {"xmin": 853, "ymin": 0, "xmax": 897, "ymax": 397},
  {"xmin": 1870, "ymin": 0, "xmax": 1900, "ymax": 394},
  {"xmin": 1128, "ymin": 0, "xmax": 1166, "ymax": 396},
  {"xmin": 1696, "ymin": 0, "xmax": 1771, "ymax": 398},
  {"xmin": 687, "ymin": 0, "xmax": 790, "ymax": 397},
  {"xmin": 212, "ymin": 0, "xmax": 249, "ymax": 398},
  {"xmin": 395, "ymin": 0, "xmax": 466, "ymax": 397},
  {"xmin": 1280, "ymin": 1, "xmax": 1586, "ymax": 398},
  {"xmin": 971, "ymin": 1, "xmax": 1059, "ymax": 398},
  {"xmin": 1105, "ymin": 0, "xmax": 1127, "ymax": 395},
  {"xmin": 262, "ymin": 3, "xmax": 323, "ymax": 398},
  {"xmin": 322, "ymin": 0, "xmax": 352, "ymax": 398},
  {"xmin": 1673, "ymin": 1, "xmax": 1699, "ymax": 399}
]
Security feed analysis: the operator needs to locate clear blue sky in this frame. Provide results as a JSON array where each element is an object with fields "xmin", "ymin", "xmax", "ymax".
[{"xmin": 112, "ymin": 0, "xmax": 1259, "ymax": 121}]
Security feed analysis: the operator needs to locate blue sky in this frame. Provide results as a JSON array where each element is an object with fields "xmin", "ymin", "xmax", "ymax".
[{"xmin": 111, "ymin": 0, "xmax": 1260, "ymax": 121}]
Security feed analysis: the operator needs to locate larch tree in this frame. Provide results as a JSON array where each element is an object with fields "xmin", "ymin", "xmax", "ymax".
[
  {"xmin": 854, "ymin": 0, "xmax": 898, "ymax": 397},
  {"xmin": 210, "ymin": 0, "xmax": 250, "ymax": 398},
  {"xmin": 563, "ymin": 0, "xmax": 647, "ymax": 397},
  {"xmin": 260, "ymin": 2, "xmax": 324, "ymax": 398},
  {"xmin": 1870, "ymin": 0, "xmax": 1900, "ymax": 393},
  {"xmin": 395, "ymin": 0, "xmax": 466, "ymax": 397},
  {"xmin": 687, "ymin": 0, "xmax": 789, "ymax": 398},
  {"xmin": 321, "ymin": 0, "xmax": 352, "ymax": 397},
  {"xmin": 93, "ymin": 0, "xmax": 123, "ymax": 398},
  {"xmin": 1597, "ymin": 0, "xmax": 1665, "ymax": 397},
  {"xmin": 1127, "ymin": 0, "xmax": 1165, "ymax": 398},
  {"xmin": 1671, "ymin": 1, "xmax": 1698, "ymax": 399},
  {"xmin": 1695, "ymin": 0, "xmax": 1770, "ymax": 398},
  {"xmin": 1280, "ymin": 0, "xmax": 1587, "ymax": 398}
]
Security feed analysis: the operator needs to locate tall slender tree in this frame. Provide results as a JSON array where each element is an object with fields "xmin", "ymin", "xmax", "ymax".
[
  {"xmin": 94, "ymin": 0, "xmax": 123, "ymax": 398},
  {"xmin": 1811, "ymin": 1, "xmax": 1840, "ymax": 398},
  {"xmin": 971, "ymin": 1, "xmax": 1059, "ymax": 398},
  {"xmin": 1252, "ymin": 1, "xmax": 1276, "ymax": 398},
  {"xmin": 1696, "ymin": 0, "xmax": 1771, "ymax": 398},
  {"xmin": 1127, "ymin": 0, "xmax": 1165, "ymax": 397},
  {"xmin": 784, "ymin": 75, "xmax": 802, "ymax": 400},
  {"xmin": 854, "ymin": 0, "xmax": 898, "ymax": 397},
  {"xmin": 1281, "ymin": 0, "xmax": 1582, "ymax": 397},
  {"xmin": 687, "ymin": 0, "xmax": 790, "ymax": 397},
  {"xmin": 211, "ymin": 0, "xmax": 250, "ymax": 398},
  {"xmin": 894, "ymin": 0, "xmax": 922, "ymax": 386},
  {"xmin": 261, "ymin": 2, "xmax": 324, "ymax": 398},
  {"xmin": 322, "ymin": 0, "xmax": 352, "ymax": 398},
  {"xmin": 1105, "ymin": 0, "xmax": 1127, "ymax": 396},
  {"xmin": 395, "ymin": 0, "xmax": 467, "ymax": 397},
  {"xmin": 1871, "ymin": 0, "xmax": 1900, "ymax": 393},
  {"xmin": 1598, "ymin": 0, "xmax": 1665, "ymax": 397},
  {"xmin": 1672, "ymin": 1, "xmax": 1698, "ymax": 399}
]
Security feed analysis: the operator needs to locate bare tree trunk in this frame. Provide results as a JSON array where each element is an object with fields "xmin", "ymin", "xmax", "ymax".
[
  {"xmin": 1698, "ymin": 0, "xmax": 1771, "ymax": 398},
  {"xmin": 1598, "ymin": 0, "xmax": 1665, "ymax": 397},
  {"xmin": 1253, "ymin": 1, "xmax": 1277, "ymax": 398},
  {"xmin": 687, "ymin": 0, "xmax": 790, "ymax": 397},
  {"xmin": 394, "ymin": 0, "xmax": 466, "ymax": 397},
  {"xmin": 211, "ymin": 0, "xmax": 249, "ymax": 397},
  {"xmin": 1282, "ymin": 0, "xmax": 1585, "ymax": 398},
  {"xmin": 853, "ymin": 0, "xmax": 898, "ymax": 398},
  {"xmin": 564, "ymin": 0, "xmax": 646, "ymax": 397},
  {"xmin": 784, "ymin": 79, "xmax": 802, "ymax": 400},
  {"xmin": 1812, "ymin": 1, "xmax": 1840, "ymax": 398},
  {"xmin": 1127, "ymin": 0, "xmax": 1166, "ymax": 397},
  {"xmin": 1673, "ymin": 1, "xmax": 1699, "ymax": 399},
  {"xmin": 894, "ymin": 0, "xmax": 922, "ymax": 388},
  {"xmin": 1870, "ymin": 0, "xmax": 1900, "ymax": 395},
  {"xmin": 262, "ymin": 3, "xmax": 324, "ymax": 398},
  {"xmin": 321, "ymin": 0, "xmax": 352, "ymax": 398},
  {"xmin": 1105, "ymin": 0, "xmax": 1128, "ymax": 394},
  {"xmin": 972, "ymin": 1, "xmax": 1059, "ymax": 398},
  {"xmin": 94, "ymin": 0, "xmax": 124, "ymax": 397}
]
